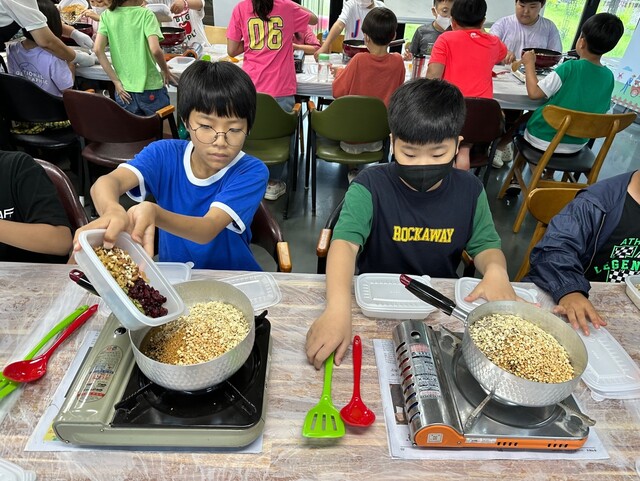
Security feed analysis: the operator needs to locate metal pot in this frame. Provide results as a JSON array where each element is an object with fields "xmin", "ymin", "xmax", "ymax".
[
  {"xmin": 400, "ymin": 275, "xmax": 588, "ymax": 407},
  {"xmin": 129, "ymin": 279, "xmax": 255, "ymax": 391},
  {"xmin": 521, "ymin": 47, "xmax": 563, "ymax": 69},
  {"xmin": 160, "ymin": 27, "xmax": 186, "ymax": 47},
  {"xmin": 342, "ymin": 38, "xmax": 405, "ymax": 60}
]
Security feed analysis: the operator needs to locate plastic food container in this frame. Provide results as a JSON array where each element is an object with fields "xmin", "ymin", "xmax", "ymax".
[
  {"xmin": 75, "ymin": 229, "xmax": 185, "ymax": 330},
  {"xmin": 222, "ymin": 272, "xmax": 282, "ymax": 311},
  {"xmin": 577, "ymin": 326, "xmax": 640, "ymax": 401},
  {"xmin": 355, "ymin": 274, "xmax": 436, "ymax": 319},
  {"xmin": 624, "ymin": 274, "xmax": 640, "ymax": 310},
  {"xmin": 454, "ymin": 277, "xmax": 538, "ymax": 313}
]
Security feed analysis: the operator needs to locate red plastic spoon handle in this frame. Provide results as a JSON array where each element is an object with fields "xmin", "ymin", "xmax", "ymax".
[{"xmin": 352, "ymin": 335, "xmax": 362, "ymax": 399}]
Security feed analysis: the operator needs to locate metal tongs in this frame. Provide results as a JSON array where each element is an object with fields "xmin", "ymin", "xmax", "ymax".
[{"xmin": 69, "ymin": 269, "xmax": 100, "ymax": 297}]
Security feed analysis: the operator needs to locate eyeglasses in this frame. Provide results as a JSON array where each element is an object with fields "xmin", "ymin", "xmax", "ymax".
[{"xmin": 186, "ymin": 122, "xmax": 247, "ymax": 146}]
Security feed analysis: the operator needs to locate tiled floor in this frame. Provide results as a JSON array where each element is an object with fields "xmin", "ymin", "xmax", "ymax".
[{"xmin": 258, "ymin": 121, "xmax": 640, "ymax": 278}]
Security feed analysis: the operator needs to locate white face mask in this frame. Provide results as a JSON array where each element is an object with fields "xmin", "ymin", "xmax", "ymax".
[
  {"xmin": 356, "ymin": 0, "xmax": 372, "ymax": 7},
  {"xmin": 92, "ymin": 6, "xmax": 106, "ymax": 15},
  {"xmin": 434, "ymin": 15, "xmax": 451, "ymax": 30}
]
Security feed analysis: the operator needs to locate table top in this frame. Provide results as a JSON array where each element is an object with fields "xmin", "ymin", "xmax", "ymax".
[
  {"xmin": 1, "ymin": 262, "xmax": 640, "ymax": 480},
  {"xmin": 75, "ymin": 48, "xmax": 543, "ymax": 111}
]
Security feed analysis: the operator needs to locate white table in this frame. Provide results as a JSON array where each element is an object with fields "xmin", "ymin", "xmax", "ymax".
[{"xmin": 75, "ymin": 48, "xmax": 543, "ymax": 111}]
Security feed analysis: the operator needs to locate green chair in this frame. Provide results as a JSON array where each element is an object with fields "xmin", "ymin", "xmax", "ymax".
[
  {"xmin": 307, "ymin": 96, "xmax": 390, "ymax": 215},
  {"xmin": 243, "ymin": 93, "xmax": 300, "ymax": 219}
]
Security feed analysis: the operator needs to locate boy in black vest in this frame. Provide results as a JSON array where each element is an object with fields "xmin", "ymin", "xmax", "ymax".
[{"xmin": 306, "ymin": 78, "xmax": 517, "ymax": 369}]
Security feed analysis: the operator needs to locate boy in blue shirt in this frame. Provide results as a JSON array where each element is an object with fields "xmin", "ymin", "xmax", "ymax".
[
  {"xmin": 306, "ymin": 78, "xmax": 518, "ymax": 369},
  {"xmin": 74, "ymin": 61, "xmax": 269, "ymax": 270}
]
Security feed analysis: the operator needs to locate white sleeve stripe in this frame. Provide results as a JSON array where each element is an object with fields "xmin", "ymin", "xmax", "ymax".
[
  {"xmin": 119, "ymin": 164, "xmax": 146, "ymax": 203},
  {"xmin": 210, "ymin": 201, "xmax": 246, "ymax": 234}
]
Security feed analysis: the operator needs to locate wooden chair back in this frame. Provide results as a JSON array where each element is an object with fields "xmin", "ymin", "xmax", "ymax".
[
  {"xmin": 514, "ymin": 186, "xmax": 582, "ymax": 281},
  {"xmin": 251, "ymin": 201, "xmax": 292, "ymax": 272},
  {"xmin": 204, "ymin": 25, "xmax": 228, "ymax": 44},
  {"xmin": 541, "ymin": 106, "xmax": 637, "ymax": 184}
]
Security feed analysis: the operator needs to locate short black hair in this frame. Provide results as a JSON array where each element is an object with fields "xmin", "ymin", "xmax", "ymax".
[
  {"xmin": 451, "ymin": 0, "xmax": 486, "ymax": 28},
  {"xmin": 581, "ymin": 13, "xmax": 624, "ymax": 56},
  {"xmin": 388, "ymin": 78, "xmax": 465, "ymax": 144},
  {"xmin": 24, "ymin": 0, "xmax": 61, "ymax": 40},
  {"xmin": 362, "ymin": 7, "xmax": 397, "ymax": 46},
  {"xmin": 178, "ymin": 61, "xmax": 257, "ymax": 131},
  {"xmin": 516, "ymin": 0, "xmax": 546, "ymax": 7}
]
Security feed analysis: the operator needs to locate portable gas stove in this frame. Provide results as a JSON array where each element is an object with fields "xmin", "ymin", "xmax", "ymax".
[
  {"xmin": 53, "ymin": 313, "xmax": 271, "ymax": 448},
  {"xmin": 392, "ymin": 320, "xmax": 590, "ymax": 450}
]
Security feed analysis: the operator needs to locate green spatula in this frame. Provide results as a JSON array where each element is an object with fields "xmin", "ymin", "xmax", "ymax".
[{"xmin": 302, "ymin": 353, "xmax": 345, "ymax": 438}]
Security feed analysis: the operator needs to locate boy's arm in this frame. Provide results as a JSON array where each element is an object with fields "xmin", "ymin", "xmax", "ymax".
[
  {"xmin": 306, "ymin": 239, "xmax": 358, "ymax": 370},
  {"xmin": 522, "ymin": 50, "xmax": 546, "ymax": 99},
  {"xmin": 426, "ymin": 62, "xmax": 444, "ymax": 79},
  {"xmin": 127, "ymin": 201, "xmax": 234, "ymax": 254},
  {"xmin": 93, "ymin": 33, "xmax": 131, "ymax": 103},
  {"xmin": 314, "ymin": 19, "xmax": 345, "ymax": 61},
  {"xmin": 148, "ymin": 34, "xmax": 176, "ymax": 86},
  {"xmin": 227, "ymin": 38, "xmax": 244, "ymax": 57},
  {"xmin": 74, "ymin": 168, "xmax": 140, "ymax": 250},
  {"xmin": 467, "ymin": 248, "xmax": 517, "ymax": 302},
  {"xmin": 0, "ymin": 221, "xmax": 71, "ymax": 256}
]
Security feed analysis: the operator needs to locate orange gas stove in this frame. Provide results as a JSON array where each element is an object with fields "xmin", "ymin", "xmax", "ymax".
[{"xmin": 392, "ymin": 321, "xmax": 590, "ymax": 450}]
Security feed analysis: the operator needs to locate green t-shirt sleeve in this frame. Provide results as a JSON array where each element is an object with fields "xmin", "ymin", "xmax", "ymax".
[
  {"xmin": 143, "ymin": 9, "xmax": 163, "ymax": 40},
  {"xmin": 465, "ymin": 188, "xmax": 502, "ymax": 257},
  {"xmin": 332, "ymin": 183, "xmax": 373, "ymax": 248}
]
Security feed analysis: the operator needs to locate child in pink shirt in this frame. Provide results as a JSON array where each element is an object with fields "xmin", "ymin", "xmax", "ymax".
[
  {"xmin": 427, "ymin": 0, "xmax": 507, "ymax": 169},
  {"xmin": 227, "ymin": 0, "xmax": 317, "ymax": 200}
]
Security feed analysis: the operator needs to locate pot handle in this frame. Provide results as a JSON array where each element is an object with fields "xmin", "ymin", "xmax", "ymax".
[{"xmin": 400, "ymin": 274, "xmax": 452, "ymax": 312}]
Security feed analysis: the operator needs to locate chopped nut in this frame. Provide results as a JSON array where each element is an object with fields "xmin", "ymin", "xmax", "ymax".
[
  {"xmin": 469, "ymin": 314, "xmax": 574, "ymax": 384},
  {"xmin": 141, "ymin": 301, "xmax": 250, "ymax": 365}
]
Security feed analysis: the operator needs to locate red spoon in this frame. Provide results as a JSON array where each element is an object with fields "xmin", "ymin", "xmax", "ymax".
[
  {"xmin": 2, "ymin": 304, "xmax": 97, "ymax": 383},
  {"xmin": 340, "ymin": 335, "xmax": 376, "ymax": 427}
]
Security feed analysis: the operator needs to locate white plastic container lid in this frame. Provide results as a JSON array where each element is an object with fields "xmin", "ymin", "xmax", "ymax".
[
  {"xmin": 222, "ymin": 272, "xmax": 282, "ymax": 311},
  {"xmin": 75, "ymin": 230, "xmax": 185, "ymax": 330},
  {"xmin": 577, "ymin": 326, "xmax": 640, "ymax": 401},
  {"xmin": 156, "ymin": 262, "xmax": 193, "ymax": 285},
  {"xmin": 355, "ymin": 274, "xmax": 435, "ymax": 319},
  {"xmin": 0, "ymin": 459, "xmax": 36, "ymax": 481},
  {"xmin": 624, "ymin": 274, "xmax": 640, "ymax": 311},
  {"xmin": 454, "ymin": 277, "xmax": 538, "ymax": 312}
]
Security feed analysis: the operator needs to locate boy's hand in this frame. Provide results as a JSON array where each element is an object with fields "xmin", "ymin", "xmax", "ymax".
[
  {"xmin": 522, "ymin": 50, "xmax": 536, "ymax": 69},
  {"xmin": 114, "ymin": 80, "xmax": 131, "ymax": 104},
  {"xmin": 170, "ymin": 0, "xmax": 187, "ymax": 13},
  {"xmin": 554, "ymin": 292, "xmax": 606, "ymax": 336},
  {"xmin": 127, "ymin": 202, "xmax": 157, "ymax": 258},
  {"xmin": 503, "ymin": 51, "xmax": 516, "ymax": 65},
  {"xmin": 465, "ymin": 267, "xmax": 519, "ymax": 304},
  {"xmin": 72, "ymin": 208, "xmax": 129, "ymax": 252},
  {"xmin": 163, "ymin": 68, "xmax": 178, "ymax": 87},
  {"xmin": 330, "ymin": 65, "xmax": 343, "ymax": 78},
  {"xmin": 314, "ymin": 44, "xmax": 329, "ymax": 62},
  {"xmin": 306, "ymin": 306, "xmax": 352, "ymax": 370}
]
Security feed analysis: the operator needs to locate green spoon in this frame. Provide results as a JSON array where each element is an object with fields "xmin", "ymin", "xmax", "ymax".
[
  {"xmin": 0, "ymin": 305, "xmax": 89, "ymax": 399},
  {"xmin": 302, "ymin": 353, "xmax": 346, "ymax": 438}
]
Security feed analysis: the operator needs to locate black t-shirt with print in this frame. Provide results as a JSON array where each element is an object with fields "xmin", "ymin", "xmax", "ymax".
[
  {"xmin": 586, "ymin": 192, "xmax": 640, "ymax": 282},
  {"xmin": 0, "ymin": 151, "xmax": 71, "ymax": 263}
]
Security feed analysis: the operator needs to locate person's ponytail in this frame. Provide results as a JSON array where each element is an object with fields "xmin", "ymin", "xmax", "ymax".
[{"xmin": 251, "ymin": 0, "xmax": 274, "ymax": 22}]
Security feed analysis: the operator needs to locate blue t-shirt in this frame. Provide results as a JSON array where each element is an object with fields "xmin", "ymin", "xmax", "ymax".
[{"xmin": 120, "ymin": 139, "xmax": 269, "ymax": 270}]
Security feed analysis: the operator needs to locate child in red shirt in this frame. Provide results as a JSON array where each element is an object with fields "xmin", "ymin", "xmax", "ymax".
[
  {"xmin": 427, "ymin": 0, "xmax": 507, "ymax": 169},
  {"xmin": 332, "ymin": 7, "xmax": 405, "ymax": 156}
]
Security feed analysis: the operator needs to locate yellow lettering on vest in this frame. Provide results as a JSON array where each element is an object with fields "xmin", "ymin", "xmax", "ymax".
[{"xmin": 393, "ymin": 226, "xmax": 401, "ymax": 241}]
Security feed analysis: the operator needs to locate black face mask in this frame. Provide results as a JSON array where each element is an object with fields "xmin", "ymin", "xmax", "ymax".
[{"xmin": 394, "ymin": 157, "xmax": 455, "ymax": 192}]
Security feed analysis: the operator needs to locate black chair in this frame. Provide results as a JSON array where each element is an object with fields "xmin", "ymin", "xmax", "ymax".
[
  {"xmin": 461, "ymin": 97, "xmax": 504, "ymax": 186},
  {"xmin": 0, "ymin": 72, "xmax": 80, "ymax": 164},
  {"xmin": 62, "ymin": 89, "xmax": 177, "ymax": 204},
  {"xmin": 34, "ymin": 158, "xmax": 88, "ymax": 233},
  {"xmin": 251, "ymin": 201, "xmax": 292, "ymax": 272}
]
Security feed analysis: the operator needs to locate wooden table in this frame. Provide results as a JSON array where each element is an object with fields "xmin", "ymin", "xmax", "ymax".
[{"xmin": 1, "ymin": 262, "xmax": 639, "ymax": 480}]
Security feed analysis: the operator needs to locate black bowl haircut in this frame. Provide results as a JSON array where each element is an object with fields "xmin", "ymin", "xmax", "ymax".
[
  {"xmin": 178, "ymin": 61, "xmax": 257, "ymax": 131},
  {"xmin": 388, "ymin": 78, "xmax": 466, "ymax": 145}
]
